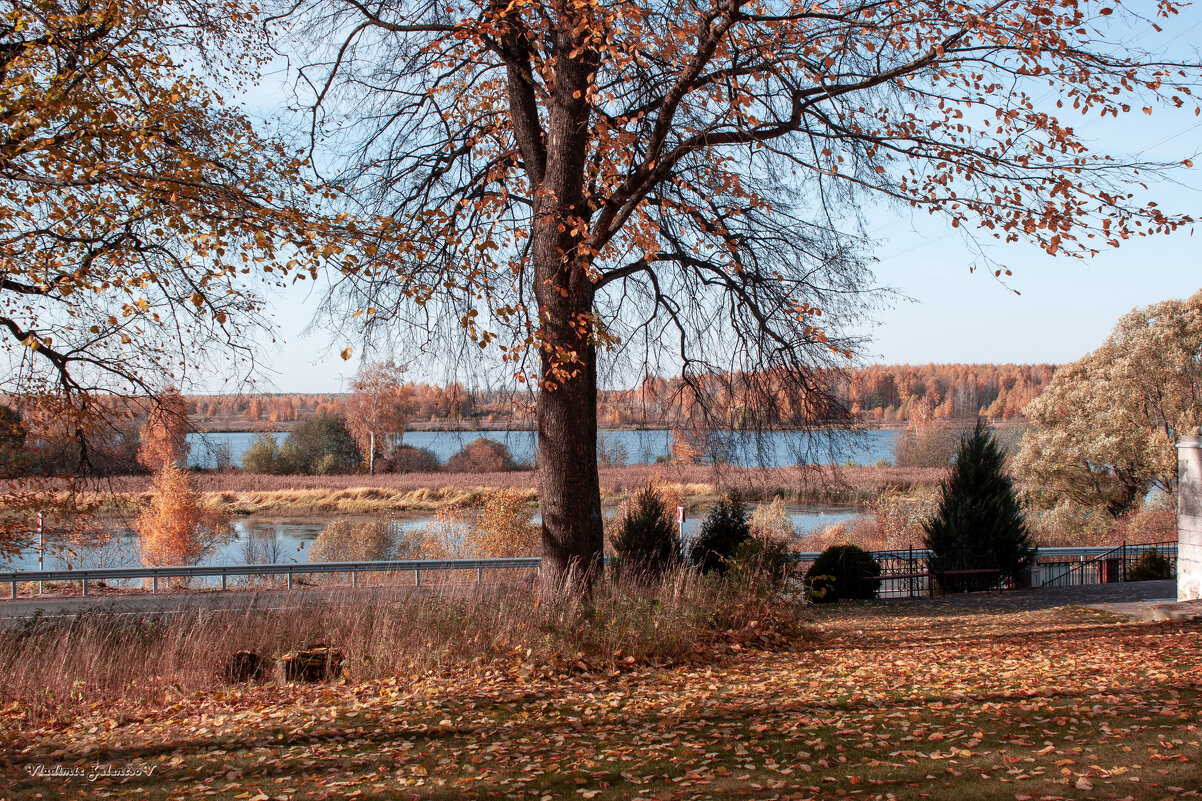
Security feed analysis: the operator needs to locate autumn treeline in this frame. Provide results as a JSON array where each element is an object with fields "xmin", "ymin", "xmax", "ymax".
[
  {"xmin": 190, "ymin": 383, "xmax": 473, "ymax": 430},
  {"xmin": 840, "ymin": 363, "xmax": 1056, "ymax": 424},
  {"xmin": 188, "ymin": 364, "xmax": 1054, "ymax": 431}
]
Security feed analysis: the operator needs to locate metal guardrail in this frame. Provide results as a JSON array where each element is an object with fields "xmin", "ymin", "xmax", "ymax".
[
  {"xmin": 0, "ymin": 557, "xmax": 540, "ymax": 598},
  {"xmin": 0, "ymin": 545, "xmax": 1179, "ymax": 600}
]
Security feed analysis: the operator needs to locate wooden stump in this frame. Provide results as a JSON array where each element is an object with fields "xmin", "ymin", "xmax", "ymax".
[
  {"xmin": 277, "ymin": 646, "xmax": 345, "ymax": 682},
  {"xmin": 222, "ymin": 651, "xmax": 271, "ymax": 683}
]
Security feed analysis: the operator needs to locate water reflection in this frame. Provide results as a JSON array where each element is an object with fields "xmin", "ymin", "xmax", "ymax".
[{"xmin": 4, "ymin": 505, "xmax": 862, "ymax": 571}]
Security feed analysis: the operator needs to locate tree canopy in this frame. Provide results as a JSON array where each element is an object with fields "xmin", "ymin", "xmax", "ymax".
[
  {"xmin": 0, "ymin": 0, "xmax": 373, "ymax": 553},
  {"xmin": 1013, "ymin": 290, "xmax": 1202, "ymax": 518},
  {"xmin": 344, "ymin": 359, "xmax": 411, "ymax": 473},
  {"xmin": 279, "ymin": 0, "xmax": 1201, "ymax": 583}
]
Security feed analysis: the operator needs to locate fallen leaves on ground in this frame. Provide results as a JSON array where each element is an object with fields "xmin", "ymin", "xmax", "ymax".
[{"xmin": 1, "ymin": 603, "xmax": 1197, "ymax": 800}]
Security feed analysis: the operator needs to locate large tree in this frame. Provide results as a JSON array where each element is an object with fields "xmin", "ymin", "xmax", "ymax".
[
  {"xmin": 1013, "ymin": 290, "xmax": 1202, "ymax": 518},
  {"xmin": 344, "ymin": 359, "xmax": 412, "ymax": 473},
  {"xmin": 279, "ymin": 0, "xmax": 1200, "ymax": 585},
  {"xmin": 0, "ymin": 0, "xmax": 362, "ymax": 553}
]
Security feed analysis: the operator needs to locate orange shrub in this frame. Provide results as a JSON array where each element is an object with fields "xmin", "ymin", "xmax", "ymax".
[
  {"xmin": 421, "ymin": 488, "xmax": 539, "ymax": 558},
  {"xmin": 445, "ymin": 438, "xmax": 519, "ymax": 472},
  {"xmin": 137, "ymin": 466, "xmax": 231, "ymax": 566}
]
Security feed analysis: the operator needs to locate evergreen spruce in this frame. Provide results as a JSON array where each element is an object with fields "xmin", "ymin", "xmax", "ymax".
[
  {"xmin": 923, "ymin": 419, "xmax": 1035, "ymax": 587},
  {"xmin": 690, "ymin": 491, "xmax": 750, "ymax": 575},
  {"xmin": 611, "ymin": 485, "xmax": 681, "ymax": 576}
]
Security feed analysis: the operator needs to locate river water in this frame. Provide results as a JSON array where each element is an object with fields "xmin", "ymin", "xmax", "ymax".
[
  {"xmin": 188, "ymin": 428, "xmax": 899, "ymax": 470},
  {"xmin": 3, "ymin": 505, "xmax": 862, "ymax": 571},
  {"xmin": 4, "ymin": 427, "xmax": 893, "ymax": 571}
]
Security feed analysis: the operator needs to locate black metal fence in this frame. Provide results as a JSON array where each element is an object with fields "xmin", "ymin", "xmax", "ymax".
[
  {"xmin": 1041, "ymin": 541, "xmax": 1177, "ymax": 588},
  {"xmin": 789, "ymin": 543, "xmax": 1179, "ymax": 600}
]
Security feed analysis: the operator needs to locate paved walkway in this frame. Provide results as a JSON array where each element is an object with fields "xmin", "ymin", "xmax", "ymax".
[{"xmin": 890, "ymin": 579, "xmax": 1179, "ymax": 614}]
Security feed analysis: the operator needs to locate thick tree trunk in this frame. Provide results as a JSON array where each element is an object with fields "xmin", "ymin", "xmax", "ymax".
[
  {"xmin": 537, "ymin": 338, "xmax": 604, "ymax": 589},
  {"xmin": 520, "ymin": 22, "xmax": 603, "ymax": 591},
  {"xmin": 530, "ymin": 193, "xmax": 603, "ymax": 590}
]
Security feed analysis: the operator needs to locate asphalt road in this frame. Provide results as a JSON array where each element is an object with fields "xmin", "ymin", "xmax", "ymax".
[{"xmin": 0, "ymin": 582, "xmax": 479, "ymax": 625}]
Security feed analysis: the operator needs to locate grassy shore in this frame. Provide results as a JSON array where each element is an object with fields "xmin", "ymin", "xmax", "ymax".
[
  {"xmin": 63, "ymin": 464, "xmax": 943, "ymax": 516},
  {"xmin": 1, "ymin": 595, "xmax": 1195, "ymax": 800}
]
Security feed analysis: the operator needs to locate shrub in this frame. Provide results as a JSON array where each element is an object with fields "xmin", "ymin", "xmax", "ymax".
[
  {"xmin": 389, "ymin": 444, "xmax": 442, "ymax": 473},
  {"xmin": 277, "ymin": 414, "xmax": 362, "ymax": 475},
  {"xmin": 1115, "ymin": 503, "xmax": 1177, "ymax": 544},
  {"xmin": 924, "ymin": 420, "xmax": 1035, "ymax": 586},
  {"xmin": 805, "ymin": 544, "xmax": 879, "ymax": 603},
  {"xmin": 690, "ymin": 491, "xmax": 750, "ymax": 575},
  {"xmin": 892, "ymin": 424, "xmax": 962, "ymax": 469},
  {"xmin": 421, "ymin": 488, "xmax": 539, "ymax": 558},
  {"xmin": 1026, "ymin": 501, "xmax": 1115, "ymax": 547},
  {"xmin": 749, "ymin": 496, "xmax": 794, "ymax": 542},
  {"xmin": 610, "ymin": 484, "xmax": 681, "ymax": 576},
  {"xmin": 1128, "ymin": 549, "xmax": 1174, "ymax": 581},
  {"xmin": 445, "ymin": 437, "xmax": 520, "ymax": 472},
  {"xmin": 137, "ymin": 466, "xmax": 232, "ymax": 567},
  {"xmin": 474, "ymin": 488, "xmax": 540, "ymax": 557},
  {"xmin": 240, "ymin": 433, "xmax": 281, "ymax": 474},
  {"xmin": 308, "ymin": 518, "xmax": 407, "ymax": 563},
  {"xmin": 731, "ymin": 535, "xmax": 794, "ymax": 588}
]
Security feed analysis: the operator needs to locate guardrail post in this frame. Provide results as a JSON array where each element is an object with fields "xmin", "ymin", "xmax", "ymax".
[
  {"xmin": 10, "ymin": 579, "xmax": 15, "ymax": 599},
  {"xmin": 477, "ymin": 566, "xmax": 483, "ymax": 584},
  {"xmin": 82, "ymin": 578, "xmax": 88, "ymax": 597},
  {"xmin": 152, "ymin": 575, "xmax": 158, "ymax": 593},
  {"xmin": 352, "ymin": 570, "xmax": 357, "ymax": 588},
  {"xmin": 221, "ymin": 573, "xmax": 227, "ymax": 592},
  {"xmin": 287, "ymin": 572, "xmax": 292, "ymax": 591},
  {"xmin": 415, "ymin": 568, "xmax": 421, "ymax": 588}
]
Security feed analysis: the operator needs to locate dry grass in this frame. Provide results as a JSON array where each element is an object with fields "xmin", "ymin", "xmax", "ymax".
[
  {"xmin": 795, "ymin": 489, "xmax": 939, "ymax": 552},
  {"xmin": 15, "ymin": 464, "xmax": 942, "ymax": 517},
  {"xmin": 0, "ymin": 565, "xmax": 797, "ymax": 728}
]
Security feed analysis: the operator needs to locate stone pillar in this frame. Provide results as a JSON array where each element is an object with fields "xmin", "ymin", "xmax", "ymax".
[{"xmin": 1176, "ymin": 436, "xmax": 1202, "ymax": 601}]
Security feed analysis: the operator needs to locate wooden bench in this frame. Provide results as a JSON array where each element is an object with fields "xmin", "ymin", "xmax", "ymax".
[{"xmin": 928, "ymin": 551, "xmax": 1002, "ymax": 595}]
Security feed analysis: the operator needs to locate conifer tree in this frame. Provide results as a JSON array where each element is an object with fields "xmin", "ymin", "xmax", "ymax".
[
  {"xmin": 611, "ymin": 485, "xmax": 681, "ymax": 577},
  {"xmin": 690, "ymin": 491, "xmax": 750, "ymax": 576},
  {"xmin": 924, "ymin": 420, "xmax": 1035, "ymax": 588}
]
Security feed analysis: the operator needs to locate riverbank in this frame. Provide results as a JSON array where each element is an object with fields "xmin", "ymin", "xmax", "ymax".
[{"xmin": 70, "ymin": 464, "xmax": 944, "ymax": 516}]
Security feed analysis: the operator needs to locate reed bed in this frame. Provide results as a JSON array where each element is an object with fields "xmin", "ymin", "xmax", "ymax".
[{"xmin": 30, "ymin": 464, "xmax": 942, "ymax": 516}]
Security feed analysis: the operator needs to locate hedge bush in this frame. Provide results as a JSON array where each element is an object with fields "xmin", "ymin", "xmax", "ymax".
[{"xmin": 805, "ymin": 544, "xmax": 880, "ymax": 603}]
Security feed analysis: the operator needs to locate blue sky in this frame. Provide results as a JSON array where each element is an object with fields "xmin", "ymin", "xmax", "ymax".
[{"xmin": 243, "ymin": 7, "xmax": 1202, "ymax": 394}]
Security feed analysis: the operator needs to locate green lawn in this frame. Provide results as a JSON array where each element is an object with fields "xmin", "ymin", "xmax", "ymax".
[{"xmin": 2, "ymin": 602, "xmax": 1198, "ymax": 800}]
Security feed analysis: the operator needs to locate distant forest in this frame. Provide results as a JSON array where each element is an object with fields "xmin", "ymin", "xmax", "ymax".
[{"xmin": 188, "ymin": 364, "xmax": 1055, "ymax": 431}]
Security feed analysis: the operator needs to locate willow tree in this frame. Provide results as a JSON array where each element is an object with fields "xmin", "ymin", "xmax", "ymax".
[
  {"xmin": 0, "ymin": 0, "xmax": 361, "ymax": 554},
  {"xmin": 1014, "ymin": 290, "xmax": 1202, "ymax": 518},
  {"xmin": 280, "ymin": 0, "xmax": 1199, "ymax": 584}
]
